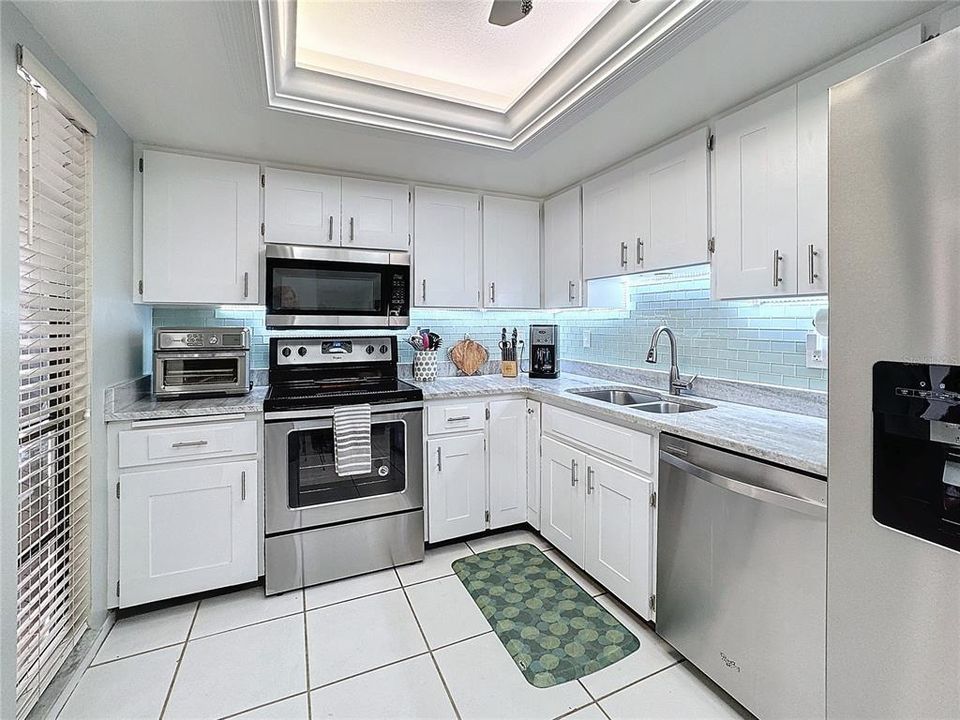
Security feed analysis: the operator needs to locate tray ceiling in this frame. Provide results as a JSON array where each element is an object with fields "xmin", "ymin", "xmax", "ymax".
[{"xmin": 261, "ymin": 0, "xmax": 738, "ymax": 150}]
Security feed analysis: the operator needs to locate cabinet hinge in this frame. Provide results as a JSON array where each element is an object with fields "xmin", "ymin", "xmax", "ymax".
[
  {"xmin": 260, "ymin": 173, "xmax": 265, "ymax": 188},
  {"xmin": 138, "ymin": 157, "xmax": 143, "ymax": 173},
  {"xmin": 485, "ymin": 510, "xmax": 490, "ymax": 523},
  {"xmin": 649, "ymin": 594, "xmax": 656, "ymax": 612},
  {"xmin": 650, "ymin": 491, "xmax": 657, "ymax": 508},
  {"xmin": 116, "ymin": 581, "xmax": 120, "ymax": 598},
  {"xmin": 137, "ymin": 279, "xmax": 143, "ymax": 295},
  {"xmin": 260, "ymin": 222, "xmax": 265, "ymax": 237},
  {"xmin": 707, "ymin": 133, "xmax": 715, "ymax": 152},
  {"xmin": 707, "ymin": 237, "xmax": 715, "ymax": 254},
  {"xmin": 116, "ymin": 482, "xmax": 120, "ymax": 499}
]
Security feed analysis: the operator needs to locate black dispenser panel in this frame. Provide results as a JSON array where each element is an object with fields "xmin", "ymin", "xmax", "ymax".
[{"xmin": 873, "ymin": 362, "xmax": 960, "ymax": 551}]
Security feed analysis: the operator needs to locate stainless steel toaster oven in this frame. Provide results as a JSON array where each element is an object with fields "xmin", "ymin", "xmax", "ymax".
[{"xmin": 153, "ymin": 327, "xmax": 251, "ymax": 399}]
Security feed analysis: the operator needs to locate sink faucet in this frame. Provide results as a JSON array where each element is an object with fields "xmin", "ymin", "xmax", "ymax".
[{"xmin": 646, "ymin": 325, "xmax": 698, "ymax": 396}]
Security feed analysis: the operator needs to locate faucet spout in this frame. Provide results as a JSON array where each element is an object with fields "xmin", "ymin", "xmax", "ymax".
[{"xmin": 646, "ymin": 325, "xmax": 695, "ymax": 396}]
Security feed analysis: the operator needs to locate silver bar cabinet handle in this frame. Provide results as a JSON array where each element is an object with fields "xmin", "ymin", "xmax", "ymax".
[
  {"xmin": 568, "ymin": 280, "xmax": 575, "ymax": 302},
  {"xmin": 571, "ymin": 459, "xmax": 579, "ymax": 486},
  {"xmin": 620, "ymin": 242, "xmax": 628, "ymax": 268},
  {"xmin": 436, "ymin": 447, "xmax": 442, "ymax": 472},
  {"xmin": 350, "ymin": 216, "xmax": 355, "ymax": 242},
  {"xmin": 243, "ymin": 271, "xmax": 249, "ymax": 298},
  {"xmin": 489, "ymin": 282, "xmax": 496, "ymax": 303},
  {"xmin": 772, "ymin": 249, "xmax": 783, "ymax": 287},
  {"xmin": 586, "ymin": 466, "xmax": 595, "ymax": 495},
  {"xmin": 808, "ymin": 244, "xmax": 819, "ymax": 284},
  {"xmin": 422, "ymin": 279, "xmax": 427, "ymax": 302},
  {"xmin": 328, "ymin": 215, "xmax": 334, "ymax": 241},
  {"xmin": 172, "ymin": 439, "xmax": 208, "ymax": 448},
  {"xmin": 446, "ymin": 416, "xmax": 470, "ymax": 422},
  {"xmin": 636, "ymin": 237, "xmax": 644, "ymax": 265},
  {"xmin": 241, "ymin": 470, "xmax": 246, "ymax": 501}
]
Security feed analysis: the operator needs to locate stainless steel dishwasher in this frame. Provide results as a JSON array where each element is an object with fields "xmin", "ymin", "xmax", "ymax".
[{"xmin": 657, "ymin": 435, "xmax": 827, "ymax": 720}]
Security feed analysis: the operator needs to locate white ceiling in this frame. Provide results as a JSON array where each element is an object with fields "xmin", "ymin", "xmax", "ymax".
[
  {"xmin": 295, "ymin": 0, "xmax": 614, "ymax": 111},
  {"xmin": 15, "ymin": 0, "xmax": 941, "ymax": 197}
]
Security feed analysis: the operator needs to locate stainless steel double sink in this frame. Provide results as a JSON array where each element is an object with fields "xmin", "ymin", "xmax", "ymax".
[{"xmin": 568, "ymin": 387, "xmax": 714, "ymax": 414}]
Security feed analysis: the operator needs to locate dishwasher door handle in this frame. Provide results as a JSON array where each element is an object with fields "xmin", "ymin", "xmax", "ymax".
[{"xmin": 660, "ymin": 452, "xmax": 826, "ymax": 518}]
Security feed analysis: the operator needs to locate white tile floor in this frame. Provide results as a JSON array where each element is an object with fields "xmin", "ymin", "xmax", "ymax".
[{"xmin": 59, "ymin": 529, "xmax": 752, "ymax": 720}]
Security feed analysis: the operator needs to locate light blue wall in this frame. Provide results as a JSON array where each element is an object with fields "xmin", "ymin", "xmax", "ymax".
[{"xmin": 151, "ymin": 268, "xmax": 827, "ymax": 390}]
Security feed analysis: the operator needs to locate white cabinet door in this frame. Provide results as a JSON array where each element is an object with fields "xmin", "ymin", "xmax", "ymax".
[
  {"xmin": 427, "ymin": 432, "xmax": 487, "ymax": 542},
  {"xmin": 341, "ymin": 177, "xmax": 410, "ymax": 250},
  {"xmin": 543, "ymin": 187, "xmax": 582, "ymax": 308},
  {"xmin": 118, "ymin": 460, "xmax": 258, "ymax": 608},
  {"xmin": 584, "ymin": 456, "xmax": 653, "ymax": 618},
  {"xmin": 714, "ymin": 86, "xmax": 799, "ymax": 299},
  {"xmin": 540, "ymin": 437, "xmax": 586, "ymax": 566},
  {"xmin": 582, "ymin": 159, "xmax": 640, "ymax": 280},
  {"xmin": 263, "ymin": 167, "xmax": 341, "ymax": 247},
  {"xmin": 525, "ymin": 400, "xmax": 542, "ymax": 531},
  {"xmin": 414, "ymin": 187, "xmax": 481, "ymax": 308},
  {"xmin": 487, "ymin": 398, "xmax": 528, "ymax": 528},
  {"xmin": 142, "ymin": 151, "xmax": 260, "ymax": 304},
  {"xmin": 482, "ymin": 196, "xmax": 541, "ymax": 309},
  {"xmin": 637, "ymin": 128, "xmax": 710, "ymax": 272},
  {"xmin": 796, "ymin": 25, "xmax": 921, "ymax": 296}
]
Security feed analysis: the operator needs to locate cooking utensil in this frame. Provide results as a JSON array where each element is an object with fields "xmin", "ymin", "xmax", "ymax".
[{"xmin": 449, "ymin": 338, "xmax": 488, "ymax": 376}]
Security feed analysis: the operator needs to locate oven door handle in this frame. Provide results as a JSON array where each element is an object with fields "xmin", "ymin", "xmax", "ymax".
[{"xmin": 264, "ymin": 401, "xmax": 423, "ymax": 422}]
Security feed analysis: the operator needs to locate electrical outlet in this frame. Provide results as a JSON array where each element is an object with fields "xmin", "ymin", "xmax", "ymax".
[
  {"xmin": 582, "ymin": 330, "xmax": 591, "ymax": 349},
  {"xmin": 806, "ymin": 332, "xmax": 828, "ymax": 369}
]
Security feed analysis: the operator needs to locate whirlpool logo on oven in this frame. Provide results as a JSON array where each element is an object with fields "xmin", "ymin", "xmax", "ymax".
[{"xmin": 720, "ymin": 651, "xmax": 742, "ymax": 673}]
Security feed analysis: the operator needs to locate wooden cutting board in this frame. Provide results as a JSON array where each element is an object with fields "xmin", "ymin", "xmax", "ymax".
[{"xmin": 448, "ymin": 338, "xmax": 488, "ymax": 376}]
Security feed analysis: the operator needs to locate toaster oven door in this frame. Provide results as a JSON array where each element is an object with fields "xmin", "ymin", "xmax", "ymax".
[{"xmin": 153, "ymin": 351, "xmax": 249, "ymax": 397}]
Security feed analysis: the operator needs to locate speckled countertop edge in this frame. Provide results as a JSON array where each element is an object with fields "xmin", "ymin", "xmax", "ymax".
[
  {"xmin": 103, "ymin": 385, "xmax": 269, "ymax": 422},
  {"xmin": 413, "ymin": 374, "xmax": 827, "ymax": 477}
]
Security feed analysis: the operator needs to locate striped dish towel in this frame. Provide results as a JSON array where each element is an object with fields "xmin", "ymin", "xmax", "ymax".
[{"xmin": 333, "ymin": 404, "xmax": 372, "ymax": 476}]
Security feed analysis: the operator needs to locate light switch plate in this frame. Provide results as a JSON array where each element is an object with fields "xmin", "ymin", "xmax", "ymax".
[
  {"xmin": 582, "ymin": 330, "xmax": 591, "ymax": 348},
  {"xmin": 806, "ymin": 332, "xmax": 828, "ymax": 369}
]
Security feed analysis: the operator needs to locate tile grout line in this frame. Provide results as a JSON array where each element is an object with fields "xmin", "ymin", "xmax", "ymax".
[
  {"xmin": 396, "ymin": 566, "xmax": 463, "ymax": 720},
  {"xmin": 158, "ymin": 601, "xmax": 200, "ymax": 719},
  {"xmin": 300, "ymin": 589, "xmax": 313, "ymax": 720},
  {"xmin": 217, "ymin": 691, "xmax": 310, "ymax": 720},
  {"xmin": 88, "ymin": 640, "xmax": 187, "ymax": 669},
  {"xmin": 592, "ymin": 659, "xmax": 685, "ymax": 705},
  {"xmin": 595, "ymin": 700, "xmax": 614, "ymax": 720},
  {"xmin": 551, "ymin": 697, "xmax": 600, "ymax": 720}
]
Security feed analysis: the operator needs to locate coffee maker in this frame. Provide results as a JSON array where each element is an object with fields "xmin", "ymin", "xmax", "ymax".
[{"xmin": 529, "ymin": 325, "xmax": 559, "ymax": 379}]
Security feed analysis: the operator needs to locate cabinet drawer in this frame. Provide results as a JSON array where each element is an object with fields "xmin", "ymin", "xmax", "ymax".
[
  {"xmin": 426, "ymin": 401, "xmax": 485, "ymax": 435},
  {"xmin": 119, "ymin": 419, "xmax": 258, "ymax": 468},
  {"xmin": 542, "ymin": 405, "xmax": 654, "ymax": 476}
]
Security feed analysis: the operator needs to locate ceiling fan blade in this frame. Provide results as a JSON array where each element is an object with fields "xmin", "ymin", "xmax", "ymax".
[{"xmin": 488, "ymin": 0, "xmax": 533, "ymax": 27}]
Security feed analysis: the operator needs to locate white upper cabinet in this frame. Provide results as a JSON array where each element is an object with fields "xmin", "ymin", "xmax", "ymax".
[
  {"xmin": 141, "ymin": 151, "xmax": 260, "ymax": 304},
  {"xmin": 543, "ymin": 187, "xmax": 582, "ymax": 308},
  {"xmin": 341, "ymin": 177, "xmax": 410, "ymax": 250},
  {"xmin": 263, "ymin": 167, "xmax": 341, "ymax": 247},
  {"xmin": 482, "ymin": 196, "xmax": 541, "ymax": 309},
  {"xmin": 796, "ymin": 24, "xmax": 921, "ymax": 296},
  {"xmin": 714, "ymin": 85, "xmax": 799, "ymax": 300},
  {"xmin": 636, "ymin": 128, "xmax": 711, "ymax": 272},
  {"xmin": 582, "ymin": 159, "xmax": 640, "ymax": 280},
  {"xmin": 414, "ymin": 187, "xmax": 481, "ymax": 308}
]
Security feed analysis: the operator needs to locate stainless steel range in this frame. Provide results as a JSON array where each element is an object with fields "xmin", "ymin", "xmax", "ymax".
[{"xmin": 263, "ymin": 336, "xmax": 424, "ymax": 595}]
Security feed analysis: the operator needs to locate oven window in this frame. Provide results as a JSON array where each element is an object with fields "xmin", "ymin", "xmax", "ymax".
[
  {"xmin": 161, "ymin": 358, "xmax": 239, "ymax": 387},
  {"xmin": 271, "ymin": 266, "xmax": 382, "ymax": 314},
  {"xmin": 288, "ymin": 421, "xmax": 406, "ymax": 507}
]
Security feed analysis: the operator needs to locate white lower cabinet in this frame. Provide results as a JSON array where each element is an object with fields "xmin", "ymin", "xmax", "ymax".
[
  {"xmin": 425, "ymin": 397, "xmax": 530, "ymax": 542},
  {"xmin": 427, "ymin": 433, "xmax": 488, "ymax": 542},
  {"xmin": 583, "ymin": 455, "xmax": 653, "ymax": 614},
  {"xmin": 118, "ymin": 459, "xmax": 258, "ymax": 608},
  {"xmin": 540, "ymin": 437, "xmax": 586, "ymax": 565}
]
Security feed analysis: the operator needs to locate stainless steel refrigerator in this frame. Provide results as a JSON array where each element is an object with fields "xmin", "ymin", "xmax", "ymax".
[{"xmin": 828, "ymin": 27, "xmax": 960, "ymax": 719}]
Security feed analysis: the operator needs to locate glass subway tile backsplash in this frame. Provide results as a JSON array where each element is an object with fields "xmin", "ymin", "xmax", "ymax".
[{"xmin": 150, "ymin": 268, "xmax": 827, "ymax": 391}]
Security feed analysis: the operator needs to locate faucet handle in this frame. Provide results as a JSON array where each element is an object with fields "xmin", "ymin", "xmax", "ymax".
[{"xmin": 676, "ymin": 374, "xmax": 699, "ymax": 391}]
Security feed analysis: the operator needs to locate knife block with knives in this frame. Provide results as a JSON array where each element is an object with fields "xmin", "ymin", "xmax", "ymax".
[{"xmin": 499, "ymin": 327, "xmax": 520, "ymax": 378}]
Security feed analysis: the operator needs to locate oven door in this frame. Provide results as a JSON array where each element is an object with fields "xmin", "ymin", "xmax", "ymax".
[
  {"xmin": 264, "ymin": 405, "xmax": 423, "ymax": 534},
  {"xmin": 153, "ymin": 351, "xmax": 249, "ymax": 397},
  {"xmin": 265, "ymin": 245, "xmax": 409, "ymax": 329}
]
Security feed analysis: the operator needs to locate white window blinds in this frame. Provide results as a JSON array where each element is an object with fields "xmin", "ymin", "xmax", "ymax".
[{"xmin": 16, "ymin": 60, "xmax": 92, "ymax": 720}]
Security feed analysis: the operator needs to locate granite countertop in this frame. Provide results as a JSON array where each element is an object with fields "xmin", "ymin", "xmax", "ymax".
[
  {"xmin": 104, "ymin": 386, "xmax": 269, "ymax": 422},
  {"xmin": 412, "ymin": 374, "xmax": 827, "ymax": 477}
]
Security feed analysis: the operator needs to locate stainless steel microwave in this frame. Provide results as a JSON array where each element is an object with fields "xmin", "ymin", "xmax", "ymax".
[{"xmin": 264, "ymin": 245, "xmax": 410, "ymax": 329}]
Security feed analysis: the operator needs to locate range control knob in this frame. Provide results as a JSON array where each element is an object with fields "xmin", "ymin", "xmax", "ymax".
[
  {"xmin": 366, "ymin": 345, "xmax": 375, "ymax": 355},
  {"xmin": 281, "ymin": 347, "xmax": 292, "ymax": 358},
  {"xmin": 379, "ymin": 344, "xmax": 389, "ymax": 354},
  {"xmin": 297, "ymin": 346, "xmax": 308, "ymax": 357}
]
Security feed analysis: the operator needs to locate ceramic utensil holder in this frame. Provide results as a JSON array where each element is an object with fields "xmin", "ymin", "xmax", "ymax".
[{"xmin": 413, "ymin": 350, "xmax": 439, "ymax": 382}]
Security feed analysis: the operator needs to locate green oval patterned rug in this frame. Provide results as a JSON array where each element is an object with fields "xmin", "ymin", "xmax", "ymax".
[{"xmin": 452, "ymin": 543, "xmax": 639, "ymax": 688}]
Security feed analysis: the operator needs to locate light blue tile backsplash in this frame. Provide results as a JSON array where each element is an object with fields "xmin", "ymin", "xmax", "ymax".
[{"xmin": 150, "ymin": 268, "xmax": 827, "ymax": 390}]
